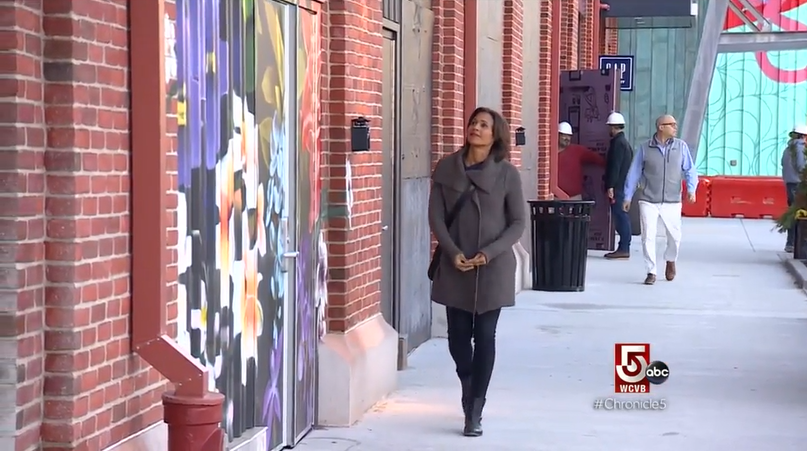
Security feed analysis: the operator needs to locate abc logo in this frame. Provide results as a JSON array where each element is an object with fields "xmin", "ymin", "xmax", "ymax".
[{"xmin": 646, "ymin": 361, "xmax": 669, "ymax": 385}]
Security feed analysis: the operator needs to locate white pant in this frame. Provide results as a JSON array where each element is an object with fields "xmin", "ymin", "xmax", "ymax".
[{"xmin": 638, "ymin": 201, "xmax": 682, "ymax": 275}]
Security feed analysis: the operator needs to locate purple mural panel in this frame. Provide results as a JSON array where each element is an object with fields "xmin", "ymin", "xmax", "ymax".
[{"xmin": 559, "ymin": 69, "xmax": 620, "ymax": 251}]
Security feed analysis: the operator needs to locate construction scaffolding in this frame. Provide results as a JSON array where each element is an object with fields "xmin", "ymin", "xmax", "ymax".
[{"xmin": 681, "ymin": 0, "xmax": 807, "ymax": 160}]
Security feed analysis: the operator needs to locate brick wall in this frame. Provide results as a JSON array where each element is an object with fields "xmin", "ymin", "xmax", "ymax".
[
  {"xmin": 559, "ymin": 0, "xmax": 579, "ymax": 71},
  {"xmin": 164, "ymin": 0, "xmax": 180, "ymax": 354},
  {"xmin": 502, "ymin": 0, "xmax": 524, "ymax": 167},
  {"xmin": 427, "ymin": 0, "xmax": 468, "ymax": 253},
  {"xmin": 0, "ymin": 3, "xmax": 45, "ymax": 449},
  {"xmin": 605, "ymin": 19, "xmax": 619, "ymax": 54},
  {"xmin": 431, "ymin": 0, "xmax": 468, "ymax": 166},
  {"xmin": 321, "ymin": 0, "xmax": 385, "ymax": 332},
  {"xmin": 1, "ymin": 2, "xmax": 166, "ymax": 449},
  {"xmin": 578, "ymin": 0, "xmax": 596, "ymax": 68},
  {"xmin": 536, "ymin": 0, "xmax": 555, "ymax": 199}
]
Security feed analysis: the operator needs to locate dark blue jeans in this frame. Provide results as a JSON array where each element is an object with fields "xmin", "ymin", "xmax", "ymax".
[
  {"xmin": 611, "ymin": 190, "xmax": 632, "ymax": 251},
  {"xmin": 786, "ymin": 182, "xmax": 798, "ymax": 246}
]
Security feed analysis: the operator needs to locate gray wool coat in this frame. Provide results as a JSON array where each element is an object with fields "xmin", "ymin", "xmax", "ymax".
[{"xmin": 428, "ymin": 150, "xmax": 527, "ymax": 314}]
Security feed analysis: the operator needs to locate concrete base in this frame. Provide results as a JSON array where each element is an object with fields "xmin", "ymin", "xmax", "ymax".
[
  {"xmin": 102, "ymin": 421, "xmax": 167, "ymax": 451},
  {"xmin": 317, "ymin": 314, "xmax": 398, "ymax": 427},
  {"xmin": 432, "ymin": 245, "xmax": 527, "ymax": 339},
  {"xmin": 780, "ymin": 252, "xmax": 807, "ymax": 291},
  {"xmin": 228, "ymin": 427, "xmax": 267, "ymax": 451},
  {"xmin": 513, "ymin": 241, "xmax": 530, "ymax": 292},
  {"xmin": 431, "ymin": 302, "xmax": 447, "ymax": 339}
]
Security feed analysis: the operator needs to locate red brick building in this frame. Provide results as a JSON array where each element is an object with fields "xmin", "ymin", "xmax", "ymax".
[{"xmin": 0, "ymin": 0, "xmax": 617, "ymax": 449}]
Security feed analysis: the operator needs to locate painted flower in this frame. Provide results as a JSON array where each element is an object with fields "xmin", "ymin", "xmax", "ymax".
[
  {"xmin": 268, "ymin": 112, "xmax": 286, "ymax": 216},
  {"xmin": 218, "ymin": 146, "xmax": 236, "ymax": 295},
  {"xmin": 315, "ymin": 229, "xmax": 329, "ymax": 339},
  {"xmin": 240, "ymin": 239, "xmax": 264, "ymax": 383},
  {"xmin": 255, "ymin": 184, "xmax": 267, "ymax": 256},
  {"xmin": 299, "ymin": 11, "xmax": 322, "ymax": 230},
  {"xmin": 262, "ymin": 329, "xmax": 284, "ymax": 427},
  {"xmin": 264, "ymin": 110, "xmax": 287, "ymax": 302},
  {"xmin": 295, "ymin": 237, "xmax": 313, "ymax": 380}
]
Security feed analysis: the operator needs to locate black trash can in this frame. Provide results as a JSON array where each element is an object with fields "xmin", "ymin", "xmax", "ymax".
[
  {"xmin": 794, "ymin": 218, "xmax": 807, "ymax": 259},
  {"xmin": 529, "ymin": 200, "xmax": 594, "ymax": 292}
]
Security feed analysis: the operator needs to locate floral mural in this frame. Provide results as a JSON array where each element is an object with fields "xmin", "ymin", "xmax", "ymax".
[
  {"xmin": 169, "ymin": 0, "xmax": 324, "ymax": 448},
  {"xmin": 254, "ymin": 1, "xmax": 289, "ymax": 447},
  {"xmin": 294, "ymin": 6, "xmax": 325, "ymax": 437},
  {"xmin": 699, "ymin": 0, "xmax": 807, "ymax": 175}
]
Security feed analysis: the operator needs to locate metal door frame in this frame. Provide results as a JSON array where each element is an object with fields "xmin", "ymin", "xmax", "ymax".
[
  {"xmin": 381, "ymin": 25, "xmax": 403, "ymax": 332},
  {"xmin": 274, "ymin": 1, "xmax": 298, "ymax": 449},
  {"xmin": 290, "ymin": 1, "xmax": 321, "ymax": 444}
]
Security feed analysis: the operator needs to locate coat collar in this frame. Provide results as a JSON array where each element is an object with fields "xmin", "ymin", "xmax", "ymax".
[
  {"xmin": 649, "ymin": 134, "xmax": 675, "ymax": 148},
  {"xmin": 432, "ymin": 148, "xmax": 503, "ymax": 194}
]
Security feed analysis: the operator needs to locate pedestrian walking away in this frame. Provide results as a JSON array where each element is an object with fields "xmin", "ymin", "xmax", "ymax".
[
  {"xmin": 622, "ymin": 114, "xmax": 698, "ymax": 285},
  {"xmin": 780, "ymin": 124, "xmax": 807, "ymax": 253},
  {"xmin": 557, "ymin": 121, "xmax": 605, "ymax": 200},
  {"xmin": 603, "ymin": 111, "xmax": 634, "ymax": 259},
  {"xmin": 428, "ymin": 106, "xmax": 526, "ymax": 437}
]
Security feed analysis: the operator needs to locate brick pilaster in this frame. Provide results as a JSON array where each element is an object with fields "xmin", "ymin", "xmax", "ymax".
[
  {"xmin": 321, "ymin": 0, "xmax": 385, "ymax": 332},
  {"xmin": 503, "ymin": 0, "xmax": 524, "ymax": 167}
]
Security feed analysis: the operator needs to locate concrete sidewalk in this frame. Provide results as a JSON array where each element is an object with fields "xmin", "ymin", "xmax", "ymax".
[{"xmin": 298, "ymin": 218, "xmax": 807, "ymax": 451}]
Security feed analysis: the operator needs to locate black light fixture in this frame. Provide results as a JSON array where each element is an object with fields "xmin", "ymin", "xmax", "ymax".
[
  {"xmin": 515, "ymin": 127, "xmax": 526, "ymax": 146},
  {"xmin": 350, "ymin": 117, "xmax": 371, "ymax": 152}
]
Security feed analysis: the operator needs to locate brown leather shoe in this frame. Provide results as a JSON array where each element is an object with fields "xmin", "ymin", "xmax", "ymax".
[
  {"xmin": 665, "ymin": 261, "xmax": 676, "ymax": 281},
  {"xmin": 604, "ymin": 250, "xmax": 630, "ymax": 259},
  {"xmin": 643, "ymin": 273, "xmax": 656, "ymax": 285}
]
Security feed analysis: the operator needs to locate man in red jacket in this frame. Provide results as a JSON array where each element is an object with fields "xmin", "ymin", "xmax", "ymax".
[{"xmin": 557, "ymin": 121, "xmax": 605, "ymax": 199}]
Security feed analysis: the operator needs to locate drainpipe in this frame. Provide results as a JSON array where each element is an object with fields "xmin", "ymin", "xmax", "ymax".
[{"xmin": 129, "ymin": 1, "xmax": 225, "ymax": 450}]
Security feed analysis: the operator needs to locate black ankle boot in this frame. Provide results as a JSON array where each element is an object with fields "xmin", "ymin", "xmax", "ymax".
[
  {"xmin": 463, "ymin": 398, "xmax": 485, "ymax": 437},
  {"xmin": 460, "ymin": 378, "xmax": 472, "ymax": 418}
]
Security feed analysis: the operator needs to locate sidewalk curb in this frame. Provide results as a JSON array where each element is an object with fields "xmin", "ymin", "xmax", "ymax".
[{"xmin": 779, "ymin": 252, "xmax": 807, "ymax": 290}]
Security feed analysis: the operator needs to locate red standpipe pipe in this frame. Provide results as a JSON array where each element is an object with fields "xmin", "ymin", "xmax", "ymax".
[{"xmin": 129, "ymin": 0, "xmax": 224, "ymax": 449}]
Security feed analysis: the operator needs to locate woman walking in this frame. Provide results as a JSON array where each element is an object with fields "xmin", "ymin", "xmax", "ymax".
[{"xmin": 428, "ymin": 107, "xmax": 526, "ymax": 436}]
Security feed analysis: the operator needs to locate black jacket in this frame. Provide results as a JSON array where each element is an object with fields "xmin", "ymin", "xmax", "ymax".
[{"xmin": 605, "ymin": 131, "xmax": 633, "ymax": 191}]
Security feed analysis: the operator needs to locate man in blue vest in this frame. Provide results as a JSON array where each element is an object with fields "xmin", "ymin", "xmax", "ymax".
[{"xmin": 622, "ymin": 114, "xmax": 698, "ymax": 285}]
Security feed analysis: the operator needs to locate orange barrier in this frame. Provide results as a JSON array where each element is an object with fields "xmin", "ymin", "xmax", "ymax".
[
  {"xmin": 709, "ymin": 176, "xmax": 788, "ymax": 219},
  {"xmin": 682, "ymin": 177, "xmax": 711, "ymax": 217}
]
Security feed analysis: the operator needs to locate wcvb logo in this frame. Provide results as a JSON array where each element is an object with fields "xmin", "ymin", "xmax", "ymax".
[{"xmin": 614, "ymin": 343, "xmax": 669, "ymax": 394}]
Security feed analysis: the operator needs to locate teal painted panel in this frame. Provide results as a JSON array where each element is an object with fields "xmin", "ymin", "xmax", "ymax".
[
  {"xmin": 697, "ymin": 3, "xmax": 807, "ymax": 176},
  {"xmin": 616, "ymin": 9, "xmax": 702, "ymax": 147}
]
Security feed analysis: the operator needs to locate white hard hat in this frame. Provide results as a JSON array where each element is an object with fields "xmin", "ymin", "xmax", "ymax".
[
  {"xmin": 606, "ymin": 111, "xmax": 626, "ymax": 125},
  {"xmin": 792, "ymin": 124, "xmax": 807, "ymax": 135},
  {"xmin": 559, "ymin": 122, "xmax": 573, "ymax": 135}
]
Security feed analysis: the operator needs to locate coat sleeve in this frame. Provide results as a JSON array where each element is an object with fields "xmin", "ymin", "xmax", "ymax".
[
  {"xmin": 581, "ymin": 148, "xmax": 606, "ymax": 167},
  {"xmin": 479, "ymin": 166, "xmax": 527, "ymax": 261},
  {"xmin": 428, "ymin": 181, "xmax": 463, "ymax": 259},
  {"xmin": 797, "ymin": 143, "xmax": 807, "ymax": 172}
]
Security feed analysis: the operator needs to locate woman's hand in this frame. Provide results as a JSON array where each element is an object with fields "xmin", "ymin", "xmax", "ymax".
[
  {"xmin": 454, "ymin": 254, "xmax": 475, "ymax": 272},
  {"xmin": 468, "ymin": 252, "xmax": 487, "ymax": 266}
]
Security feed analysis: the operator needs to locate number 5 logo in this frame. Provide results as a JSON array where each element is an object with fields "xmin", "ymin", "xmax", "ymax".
[{"xmin": 616, "ymin": 344, "xmax": 648, "ymax": 383}]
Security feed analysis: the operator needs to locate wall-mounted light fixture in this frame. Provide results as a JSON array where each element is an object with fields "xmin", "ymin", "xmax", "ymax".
[
  {"xmin": 350, "ymin": 117, "xmax": 371, "ymax": 152},
  {"xmin": 515, "ymin": 127, "xmax": 526, "ymax": 146}
]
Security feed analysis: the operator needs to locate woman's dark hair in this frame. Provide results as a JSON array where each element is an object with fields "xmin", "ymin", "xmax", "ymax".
[{"xmin": 464, "ymin": 107, "xmax": 511, "ymax": 162}]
